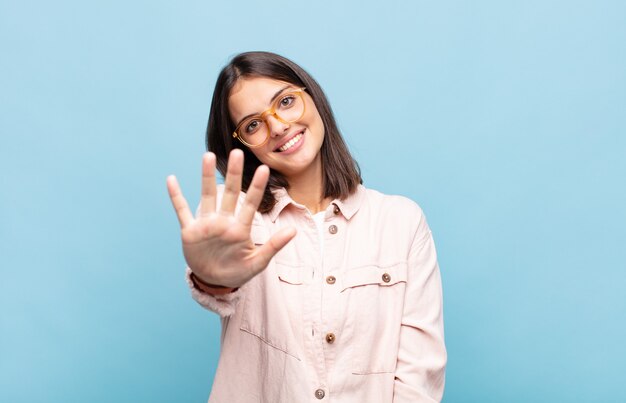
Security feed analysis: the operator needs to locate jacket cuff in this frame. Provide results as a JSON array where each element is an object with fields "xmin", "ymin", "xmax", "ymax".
[{"xmin": 185, "ymin": 267, "xmax": 242, "ymax": 317}]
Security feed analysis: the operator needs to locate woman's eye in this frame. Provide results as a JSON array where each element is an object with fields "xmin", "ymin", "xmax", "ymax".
[
  {"xmin": 278, "ymin": 95, "xmax": 295, "ymax": 108},
  {"xmin": 245, "ymin": 119, "xmax": 261, "ymax": 134}
]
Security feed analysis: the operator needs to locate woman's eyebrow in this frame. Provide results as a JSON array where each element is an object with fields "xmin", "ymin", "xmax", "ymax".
[
  {"xmin": 269, "ymin": 85, "xmax": 292, "ymax": 104},
  {"xmin": 235, "ymin": 85, "xmax": 292, "ymax": 127}
]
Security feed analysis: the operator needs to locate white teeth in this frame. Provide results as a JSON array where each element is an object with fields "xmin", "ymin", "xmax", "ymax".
[{"xmin": 279, "ymin": 133, "xmax": 302, "ymax": 152}]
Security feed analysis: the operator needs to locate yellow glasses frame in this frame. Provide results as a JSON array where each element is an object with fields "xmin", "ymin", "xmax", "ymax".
[{"xmin": 232, "ymin": 88, "xmax": 307, "ymax": 148}]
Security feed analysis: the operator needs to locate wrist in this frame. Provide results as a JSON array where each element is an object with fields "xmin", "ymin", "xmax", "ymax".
[{"xmin": 189, "ymin": 272, "xmax": 237, "ymax": 295}]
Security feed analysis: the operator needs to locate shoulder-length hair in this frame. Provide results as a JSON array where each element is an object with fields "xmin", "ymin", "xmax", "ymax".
[{"xmin": 206, "ymin": 51, "xmax": 362, "ymax": 213}]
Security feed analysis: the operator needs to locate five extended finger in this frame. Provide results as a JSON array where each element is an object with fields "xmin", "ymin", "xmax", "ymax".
[
  {"xmin": 238, "ymin": 165, "xmax": 269, "ymax": 226},
  {"xmin": 199, "ymin": 152, "xmax": 217, "ymax": 216},
  {"xmin": 220, "ymin": 149, "xmax": 243, "ymax": 215},
  {"xmin": 166, "ymin": 175, "xmax": 193, "ymax": 228}
]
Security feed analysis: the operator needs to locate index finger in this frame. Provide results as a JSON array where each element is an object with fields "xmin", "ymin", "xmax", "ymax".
[{"xmin": 238, "ymin": 164, "xmax": 269, "ymax": 226}]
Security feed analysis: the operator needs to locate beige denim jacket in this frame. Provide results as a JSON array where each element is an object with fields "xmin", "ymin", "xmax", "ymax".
[{"xmin": 186, "ymin": 185, "xmax": 447, "ymax": 403}]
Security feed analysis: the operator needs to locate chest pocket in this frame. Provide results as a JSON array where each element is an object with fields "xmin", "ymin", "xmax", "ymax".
[
  {"xmin": 276, "ymin": 263, "xmax": 306, "ymax": 285},
  {"xmin": 339, "ymin": 262, "xmax": 408, "ymax": 374},
  {"xmin": 239, "ymin": 262, "xmax": 303, "ymax": 361},
  {"xmin": 340, "ymin": 263, "xmax": 407, "ymax": 291}
]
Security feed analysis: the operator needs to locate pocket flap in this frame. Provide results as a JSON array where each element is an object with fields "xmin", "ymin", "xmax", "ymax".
[
  {"xmin": 250, "ymin": 224, "xmax": 270, "ymax": 245},
  {"xmin": 341, "ymin": 262, "xmax": 407, "ymax": 291},
  {"xmin": 276, "ymin": 264, "xmax": 305, "ymax": 285}
]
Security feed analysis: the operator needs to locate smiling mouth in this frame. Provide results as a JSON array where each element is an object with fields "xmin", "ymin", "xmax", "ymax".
[{"xmin": 275, "ymin": 131, "xmax": 304, "ymax": 152}]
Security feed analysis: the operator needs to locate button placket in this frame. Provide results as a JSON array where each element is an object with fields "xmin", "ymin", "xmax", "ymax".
[{"xmin": 319, "ymin": 205, "xmax": 344, "ymax": 385}]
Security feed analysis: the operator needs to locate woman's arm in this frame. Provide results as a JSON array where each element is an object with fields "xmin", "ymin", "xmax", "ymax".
[{"xmin": 393, "ymin": 215, "xmax": 447, "ymax": 402}]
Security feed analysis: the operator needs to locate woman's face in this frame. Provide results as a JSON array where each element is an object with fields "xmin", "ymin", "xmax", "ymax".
[{"xmin": 228, "ymin": 76, "xmax": 325, "ymax": 180}]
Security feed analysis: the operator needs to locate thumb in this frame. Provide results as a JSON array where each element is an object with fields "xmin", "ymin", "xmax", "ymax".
[{"xmin": 251, "ymin": 227, "xmax": 297, "ymax": 274}]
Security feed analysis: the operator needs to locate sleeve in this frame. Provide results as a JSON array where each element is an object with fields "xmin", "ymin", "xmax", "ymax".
[
  {"xmin": 185, "ymin": 267, "xmax": 244, "ymax": 317},
  {"xmin": 393, "ymin": 212, "xmax": 447, "ymax": 402}
]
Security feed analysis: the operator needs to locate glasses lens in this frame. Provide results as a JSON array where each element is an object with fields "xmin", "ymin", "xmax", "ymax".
[
  {"xmin": 274, "ymin": 91, "xmax": 305, "ymax": 123},
  {"xmin": 238, "ymin": 118, "xmax": 268, "ymax": 147}
]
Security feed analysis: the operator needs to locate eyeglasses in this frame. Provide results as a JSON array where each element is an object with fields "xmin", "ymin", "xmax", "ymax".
[{"xmin": 232, "ymin": 88, "xmax": 307, "ymax": 148}]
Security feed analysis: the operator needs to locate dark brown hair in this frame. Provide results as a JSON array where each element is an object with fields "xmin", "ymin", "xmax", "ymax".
[{"xmin": 206, "ymin": 51, "xmax": 362, "ymax": 213}]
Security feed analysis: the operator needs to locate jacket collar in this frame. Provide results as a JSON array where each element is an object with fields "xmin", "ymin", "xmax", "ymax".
[{"xmin": 268, "ymin": 185, "xmax": 366, "ymax": 223}]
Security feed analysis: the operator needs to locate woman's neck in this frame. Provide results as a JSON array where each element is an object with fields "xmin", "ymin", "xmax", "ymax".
[{"xmin": 284, "ymin": 157, "xmax": 330, "ymax": 214}]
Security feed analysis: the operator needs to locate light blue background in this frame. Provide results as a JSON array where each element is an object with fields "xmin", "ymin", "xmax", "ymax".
[{"xmin": 1, "ymin": 1, "xmax": 625, "ymax": 402}]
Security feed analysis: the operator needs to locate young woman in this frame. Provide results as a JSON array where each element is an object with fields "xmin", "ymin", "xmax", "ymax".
[{"xmin": 166, "ymin": 51, "xmax": 447, "ymax": 403}]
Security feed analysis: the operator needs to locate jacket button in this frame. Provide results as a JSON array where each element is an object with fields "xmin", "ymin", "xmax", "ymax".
[
  {"xmin": 328, "ymin": 225, "xmax": 338, "ymax": 234},
  {"xmin": 325, "ymin": 333, "xmax": 336, "ymax": 344},
  {"xmin": 332, "ymin": 204, "xmax": 340, "ymax": 215},
  {"xmin": 326, "ymin": 275, "xmax": 336, "ymax": 285},
  {"xmin": 315, "ymin": 389, "xmax": 326, "ymax": 399},
  {"xmin": 382, "ymin": 273, "xmax": 391, "ymax": 283}
]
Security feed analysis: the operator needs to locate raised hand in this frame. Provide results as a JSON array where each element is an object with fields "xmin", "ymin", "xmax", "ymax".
[{"xmin": 166, "ymin": 149, "xmax": 296, "ymax": 289}]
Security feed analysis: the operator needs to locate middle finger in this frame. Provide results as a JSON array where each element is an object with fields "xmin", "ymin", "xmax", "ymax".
[
  {"xmin": 220, "ymin": 149, "xmax": 243, "ymax": 215},
  {"xmin": 199, "ymin": 152, "xmax": 217, "ymax": 216}
]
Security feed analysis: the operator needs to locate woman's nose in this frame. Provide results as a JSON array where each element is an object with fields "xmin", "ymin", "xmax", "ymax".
[{"xmin": 267, "ymin": 114, "xmax": 290, "ymax": 137}]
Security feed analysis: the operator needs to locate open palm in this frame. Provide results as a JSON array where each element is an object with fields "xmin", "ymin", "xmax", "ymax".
[{"xmin": 166, "ymin": 149, "xmax": 296, "ymax": 288}]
